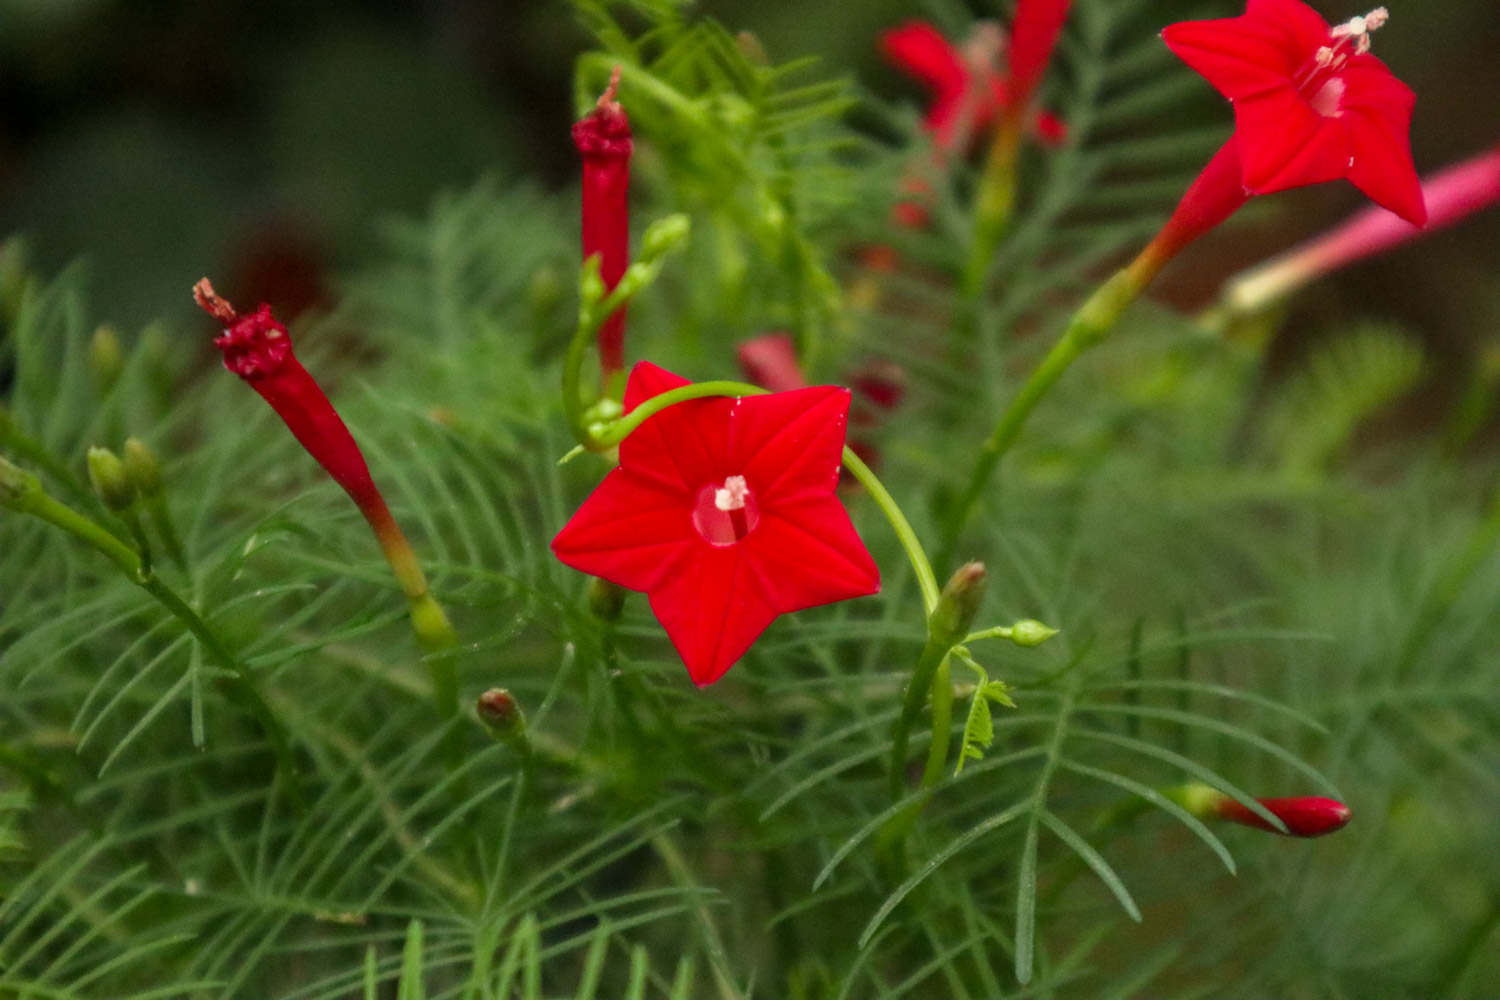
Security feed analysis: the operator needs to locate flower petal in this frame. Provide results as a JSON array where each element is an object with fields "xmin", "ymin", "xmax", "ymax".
[
  {"xmin": 881, "ymin": 22, "xmax": 968, "ymax": 103},
  {"xmin": 745, "ymin": 498, "xmax": 881, "ymax": 611},
  {"xmin": 1345, "ymin": 108, "xmax": 1427, "ymax": 225},
  {"xmin": 728, "ymin": 386, "xmax": 852, "ymax": 505},
  {"xmin": 648, "ymin": 545, "xmax": 780, "ymax": 686},
  {"xmin": 551, "ymin": 468, "xmax": 695, "ymax": 592},
  {"xmin": 1163, "ymin": 11, "xmax": 1305, "ymax": 101},
  {"xmin": 1234, "ymin": 89, "xmax": 1346, "ymax": 193},
  {"xmin": 619, "ymin": 361, "xmax": 733, "ymax": 492}
]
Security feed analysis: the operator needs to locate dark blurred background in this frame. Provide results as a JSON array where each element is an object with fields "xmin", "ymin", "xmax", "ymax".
[{"xmin": 2, "ymin": 0, "xmax": 1497, "ymax": 361}]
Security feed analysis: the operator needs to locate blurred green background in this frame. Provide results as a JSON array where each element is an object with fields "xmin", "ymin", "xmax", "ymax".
[{"xmin": 1, "ymin": 0, "xmax": 1497, "ymax": 356}]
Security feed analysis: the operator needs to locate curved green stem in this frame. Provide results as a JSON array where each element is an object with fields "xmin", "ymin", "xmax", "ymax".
[
  {"xmin": 15, "ymin": 489, "xmax": 302, "ymax": 803},
  {"xmin": 937, "ymin": 262, "xmax": 1152, "ymax": 571}
]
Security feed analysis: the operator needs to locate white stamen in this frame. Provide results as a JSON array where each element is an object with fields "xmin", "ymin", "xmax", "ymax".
[
  {"xmin": 1330, "ymin": 8, "xmax": 1388, "ymax": 55},
  {"xmin": 714, "ymin": 475, "xmax": 749, "ymax": 511},
  {"xmin": 1315, "ymin": 46, "xmax": 1335, "ymax": 67}
]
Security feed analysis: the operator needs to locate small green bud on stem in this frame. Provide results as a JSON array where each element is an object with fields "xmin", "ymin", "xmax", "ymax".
[
  {"xmin": 588, "ymin": 577, "xmax": 627, "ymax": 621},
  {"xmin": 87, "ymin": 447, "xmax": 136, "ymax": 512},
  {"xmin": 123, "ymin": 437, "xmax": 163, "ymax": 497},
  {"xmin": 1, "ymin": 454, "xmax": 43, "ymax": 509},
  {"xmin": 929, "ymin": 562, "xmax": 987, "ymax": 648},
  {"xmin": 90, "ymin": 325, "xmax": 124, "ymax": 393}
]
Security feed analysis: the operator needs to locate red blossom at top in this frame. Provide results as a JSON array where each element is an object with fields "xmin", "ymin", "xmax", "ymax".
[
  {"xmin": 551, "ymin": 362, "xmax": 880, "ymax": 686},
  {"xmin": 1163, "ymin": 0, "xmax": 1426, "ymax": 226},
  {"xmin": 881, "ymin": 20, "xmax": 1067, "ymax": 157},
  {"xmin": 573, "ymin": 66, "xmax": 634, "ymax": 380}
]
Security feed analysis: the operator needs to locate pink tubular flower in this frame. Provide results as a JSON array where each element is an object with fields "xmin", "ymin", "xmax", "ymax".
[
  {"xmin": 1224, "ymin": 144, "xmax": 1500, "ymax": 312},
  {"xmin": 1217, "ymin": 795, "xmax": 1353, "ymax": 837},
  {"xmin": 573, "ymin": 66, "xmax": 633, "ymax": 382},
  {"xmin": 551, "ymin": 362, "xmax": 880, "ymax": 686}
]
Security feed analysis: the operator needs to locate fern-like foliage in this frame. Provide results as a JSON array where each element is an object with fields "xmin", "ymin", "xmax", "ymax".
[{"xmin": 2, "ymin": 0, "xmax": 1497, "ymax": 996}]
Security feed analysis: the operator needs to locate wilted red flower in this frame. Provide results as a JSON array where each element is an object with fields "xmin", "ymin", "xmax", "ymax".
[
  {"xmin": 1163, "ymin": 1, "xmax": 1426, "ymax": 225},
  {"xmin": 1217, "ymin": 794, "xmax": 1353, "ymax": 838},
  {"xmin": 573, "ymin": 66, "xmax": 633, "ymax": 382},
  {"xmin": 552, "ymin": 362, "xmax": 880, "ymax": 685}
]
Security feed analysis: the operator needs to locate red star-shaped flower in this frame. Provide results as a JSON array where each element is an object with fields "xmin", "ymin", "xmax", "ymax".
[
  {"xmin": 552, "ymin": 362, "xmax": 881, "ymax": 686},
  {"xmin": 881, "ymin": 20, "xmax": 1067, "ymax": 156},
  {"xmin": 1163, "ymin": 0, "xmax": 1426, "ymax": 225}
]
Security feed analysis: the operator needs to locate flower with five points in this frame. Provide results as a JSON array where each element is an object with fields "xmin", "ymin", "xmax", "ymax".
[
  {"xmin": 552, "ymin": 362, "xmax": 880, "ymax": 686},
  {"xmin": 1163, "ymin": 0, "xmax": 1426, "ymax": 226},
  {"xmin": 881, "ymin": 19, "xmax": 1067, "ymax": 157}
]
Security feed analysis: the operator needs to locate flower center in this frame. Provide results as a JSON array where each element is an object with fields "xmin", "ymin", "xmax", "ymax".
[
  {"xmin": 692, "ymin": 475, "xmax": 760, "ymax": 546},
  {"xmin": 1292, "ymin": 7, "xmax": 1388, "ymax": 117}
]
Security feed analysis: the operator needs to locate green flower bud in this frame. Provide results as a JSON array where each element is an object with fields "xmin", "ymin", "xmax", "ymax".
[
  {"xmin": 588, "ymin": 577, "xmax": 627, "ymax": 621},
  {"xmin": 123, "ymin": 437, "xmax": 163, "ymax": 497},
  {"xmin": 580, "ymin": 254, "xmax": 607, "ymax": 308},
  {"xmin": 87, "ymin": 446, "xmax": 136, "ymax": 511},
  {"xmin": 1008, "ymin": 619, "xmax": 1059, "ymax": 648},
  {"xmin": 929, "ymin": 562, "xmax": 987, "ymax": 647},
  {"xmin": 640, "ymin": 214, "xmax": 691, "ymax": 260},
  {"xmin": 90, "ymin": 325, "xmax": 124, "ymax": 392}
]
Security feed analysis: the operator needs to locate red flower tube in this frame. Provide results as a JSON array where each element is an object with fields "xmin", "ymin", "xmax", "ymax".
[
  {"xmin": 1224, "ymin": 144, "xmax": 1500, "ymax": 313},
  {"xmin": 1217, "ymin": 795, "xmax": 1353, "ymax": 838},
  {"xmin": 573, "ymin": 66, "xmax": 633, "ymax": 384},
  {"xmin": 1139, "ymin": 0, "xmax": 1427, "ymax": 282},
  {"xmin": 1171, "ymin": 783, "xmax": 1353, "ymax": 837},
  {"xmin": 193, "ymin": 279, "xmax": 458, "ymax": 667}
]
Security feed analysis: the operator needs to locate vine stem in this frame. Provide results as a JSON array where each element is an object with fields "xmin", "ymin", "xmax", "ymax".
[
  {"xmin": 936, "ymin": 257, "xmax": 1156, "ymax": 571},
  {"xmin": 17, "ymin": 488, "xmax": 303, "ymax": 804}
]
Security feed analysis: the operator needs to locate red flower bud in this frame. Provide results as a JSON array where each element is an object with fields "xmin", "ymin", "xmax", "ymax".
[
  {"xmin": 573, "ymin": 66, "xmax": 633, "ymax": 382},
  {"xmin": 1216, "ymin": 794, "xmax": 1352, "ymax": 838}
]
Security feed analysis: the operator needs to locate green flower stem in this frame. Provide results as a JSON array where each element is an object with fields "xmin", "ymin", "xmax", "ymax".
[
  {"xmin": 8, "ymin": 485, "xmax": 301, "ymax": 803},
  {"xmin": 962, "ymin": 115, "xmax": 1024, "ymax": 304},
  {"xmin": 0, "ymin": 417, "xmax": 111, "ymax": 519},
  {"xmin": 586, "ymin": 379, "xmax": 942, "ymax": 615},
  {"xmin": 938, "ymin": 258, "xmax": 1155, "ymax": 570},
  {"xmin": 144, "ymin": 495, "xmax": 189, "ymax": 573}
]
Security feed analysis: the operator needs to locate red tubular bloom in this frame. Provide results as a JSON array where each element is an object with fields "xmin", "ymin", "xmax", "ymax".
[
  {"xmin": 552, "ymin": 362, "xmax": 880, "ymax": 686},
  {"xmin": 1006, "ymin": 0, "xmax": 1074, "ymax": 114},
  {"xmin": 1226, "ymin": 144, "xmax": 1500, "ymax": 311},
  {"xmin": 1164, "ymin": 1, "xmax": 1425, "ymax": 225},
  {"xmin": 194, "ymin": 279, "xmax": 385, "ymax": 522},
  {"xmin": 1217, "ymin": 794, "xmax": 1353, "ymax": 837},
  {"xmin": 573, "ymin": 67, "xmax": 633, "ymax": 382}
]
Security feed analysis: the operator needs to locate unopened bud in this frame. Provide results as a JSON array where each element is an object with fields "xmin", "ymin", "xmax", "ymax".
[
  {"xmin": 588, "ymin": 577, "xmax": 627, "ymax": 621},
  {"xmin": 90, "ymin": 325, "xmax": 124, "ymax": 392},
  {"xmin": 641, "ymin": 214, "xmax": 691, "ymax": 260},
  {"xmin": 87, "ymin": 446, "xmax": 136, "ymax": 511},
  {"xmin": 930, "ymin": 562, "xmax": 987, "ymax": 647},
  {"xmin": 123, "ymin": 438, "xmax": 163, "ymax": 497},
  {"xmin": 1, "ymin": 454, "xmax": 43, "ymax": 509},
  {"xmin": 476, "ymin": 688, "xmax": 527, "ymax": 743},
  {"xmin": 1170, "ymin": 783, "xmax": 1352, "ymax": 838},
  {"xmin": 1008, "ymin": 619, "xmax": 1059, "ymax": 648},
  {"xmin": 580, "ymin": 255, "xmax": 607, "ymax": 309}
]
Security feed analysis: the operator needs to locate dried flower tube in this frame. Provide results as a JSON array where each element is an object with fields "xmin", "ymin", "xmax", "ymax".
[{"xmin": 193, "ymin": 279, "xmax": 458, "ymax": 712}]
